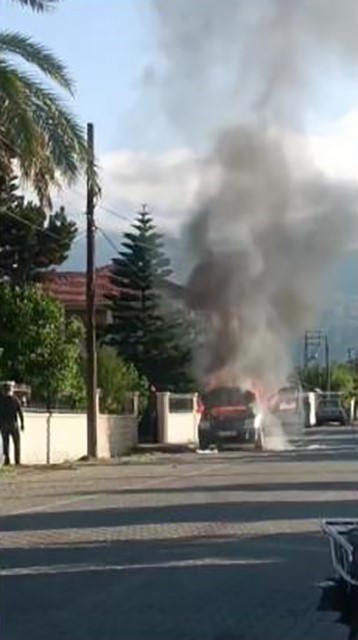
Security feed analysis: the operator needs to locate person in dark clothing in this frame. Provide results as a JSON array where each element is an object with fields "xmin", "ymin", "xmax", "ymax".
[{"xmin": 0, "ymin": 383, "xmax": 24, "ymax": 465}]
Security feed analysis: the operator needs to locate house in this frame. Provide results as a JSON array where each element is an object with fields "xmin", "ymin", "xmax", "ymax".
[
  {"xmin": 40, "ymin": 266, "xmax": 188, "ymax": 327},
  {"xmin": 40, "ymin": 265, "xmax": 118, "ymax": 327}
]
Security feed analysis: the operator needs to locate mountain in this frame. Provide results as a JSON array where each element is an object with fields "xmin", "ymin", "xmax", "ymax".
[{"xmin": 64, "ymin": 230, "xmax": 190, "ymax": 282}]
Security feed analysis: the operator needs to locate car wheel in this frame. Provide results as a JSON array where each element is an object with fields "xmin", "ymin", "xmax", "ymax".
[{"xmin": 198, "ymin": 433, "xmax": 211, "ymax": 451}]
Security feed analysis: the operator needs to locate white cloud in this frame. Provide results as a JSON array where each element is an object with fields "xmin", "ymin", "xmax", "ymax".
[
  {"xmin": 55, "ymin": 148, "xmax": 213, "ymax": 234},
  {"xmin": 304, "ymin": 107, "xmax": 358, "ymax": 181},
  {"xmin": 54, "ymin": 106, "xmax": 358, "ymax": 235}
]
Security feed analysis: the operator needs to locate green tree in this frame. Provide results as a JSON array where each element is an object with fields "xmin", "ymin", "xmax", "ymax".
[
  {"xmin": 0, "ymin": 174, "xmax": 77, "ymax": 284},
  {"xmin": 0, "ymin": 1, "xmax": 89, "ymax": 205},
  {"xmin": 297, "ymin": 365, "xmax": 327, "ymax": 390},
  {"xmin": 329, "ymin": 363, "xmax": 356, "ymax": 397},
  {"xmin": 107, "ymin": 208, "xmax": 194, "ymax": 391},
  {"xmin": 298, "ymin": 363, "xmax": 356, "ymax": 398},
  {"xmin": 98, "ymin": 346, "xmax": 147, "ymax": 415},
  {"xmin": 0, "ymin": 284, "xmax": 85, "ymax": 407}
]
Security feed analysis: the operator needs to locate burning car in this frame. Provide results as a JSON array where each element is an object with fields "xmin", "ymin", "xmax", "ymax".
[{"xmin": 197, "ymin": 386, "xmax": 264, "ymax": 451}]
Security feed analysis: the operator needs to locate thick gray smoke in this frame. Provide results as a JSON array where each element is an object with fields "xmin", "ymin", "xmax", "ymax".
[
  {"xmin": 153, "ymin": 0, "xmax": 357, "ymax": 135},
  {"xmin": 152, "ymin": 0, "xmax": 358, "ymax": 393}
]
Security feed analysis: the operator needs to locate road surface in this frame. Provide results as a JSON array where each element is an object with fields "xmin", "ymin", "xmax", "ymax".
[{"xmin": 0, "ymin": 426, "xmax": 357, "ymax": 640}]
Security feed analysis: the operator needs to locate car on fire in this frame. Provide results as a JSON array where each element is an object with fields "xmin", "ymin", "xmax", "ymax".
[{"xmin": 197, "ymin": 386, "xmax": 264, "ymax": 451}]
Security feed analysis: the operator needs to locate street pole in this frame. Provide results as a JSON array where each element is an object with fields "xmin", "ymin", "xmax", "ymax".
[
  {"xmin": 304, "ymin": 331, "xmax": 308, "ymax": 370},
  {"xmin": 325, "ymin": 334, "xmax": 330, "ymax": 393},
  {"xmin": 86, "ymin": 122, "xmax": 97, "ymax": 458}
]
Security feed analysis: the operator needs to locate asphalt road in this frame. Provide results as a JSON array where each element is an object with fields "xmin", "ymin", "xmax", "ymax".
[{"xmin": 0, "ymin": 426, "xmax": 357, "ymax": 640}]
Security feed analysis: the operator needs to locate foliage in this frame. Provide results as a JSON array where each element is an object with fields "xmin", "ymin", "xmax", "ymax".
[
  {"xmin": 0, "ymin": 4, "xmax": 89, "ymax": 206},
  {"xmin": 107, "ymin": 208, "xmax": 194, "ymax": 391},
  {"xmin": 0, "ymin": 173, "xmax": 77, "ymax": 284},
  {"xmin": 97, "ymin": 346, "xmax": 147, "ymax": 415},
  {"xmin": 329, "ymin": 364, "xmax": 356, "ymax": 398},
  {"xmin": 297, "ymin": 365, "xmax": 328, "ymax": 391},
  {"xmin": 0, "ymin": 284, "xmax": 85, "ymax": 407},
  {"xmin": 298, "ymin": 363, "xmax": 356, "ymax": 398},
  {"xmin": 11, "ymin": 0, "xmax": 59, "ymax": 11}
]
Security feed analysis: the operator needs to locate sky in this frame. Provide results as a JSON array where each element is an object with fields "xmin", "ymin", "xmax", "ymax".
[
  {"xmin": 5, "ymin": 0, "xmax": 166, "ymax": 153},
  {"xmin": 4, "ymin": 0, "xmax": 358, "ymax": 263}
]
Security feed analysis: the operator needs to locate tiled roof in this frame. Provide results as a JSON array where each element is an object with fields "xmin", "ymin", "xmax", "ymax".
[
  {"xmin": 40, "ymin": 266, "xmax": 184, "ymax": 311},
  {"xmin": 40, "ymin": 265, "xmax": 118, "ymax": 310}
]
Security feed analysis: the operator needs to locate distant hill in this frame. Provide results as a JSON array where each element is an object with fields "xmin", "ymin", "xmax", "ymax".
[{"xmin": 64, "ymin": 230, "xmax": 190, "ymax": 282}]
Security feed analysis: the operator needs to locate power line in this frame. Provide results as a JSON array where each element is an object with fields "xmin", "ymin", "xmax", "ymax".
[
  {"xmin": 96, "ymin": 225, "xmax": 119, "ymax": 256},
  {"xmin": 97, "ymin": 201, "xmax": 131, "ymax": 224},
  {"xmin": 72, "ymin": 187, "xmax": 150, "ymax": 227},
  {"xmin": 96, "ymin": 225, "xmax": 161, "ymax": 293},
  {"xmin": 96, "ymin": 226, "xmax": 135, "ymax": 285},
  {"xmin": 0, "ymin": 207, "xmax": 60, "ymax": 240},
  {"xmin": 70, "ymin": 187, "xmax": 132, "ymax": 225},
  {"xmin": 72, "ymin": 228, "xmax": 87, "ymax": 244}
]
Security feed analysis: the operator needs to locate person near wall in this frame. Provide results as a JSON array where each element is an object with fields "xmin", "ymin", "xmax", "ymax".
[
  {"xmin": 0, "ymin": 383, "xmax": 25, "ymax": 465},
  {"xmin": 138, "ymin": 384, "xmax": 158, "ymax": 443}
]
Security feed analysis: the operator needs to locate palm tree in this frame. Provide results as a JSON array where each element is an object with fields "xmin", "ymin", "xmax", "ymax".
[
  {"xmin": 1, "ymin": 1, "xmax": 93, "ymax": 206},
  {"xmin": 11, "ymin": 0, "xmax": 59, "ymax": 13}
]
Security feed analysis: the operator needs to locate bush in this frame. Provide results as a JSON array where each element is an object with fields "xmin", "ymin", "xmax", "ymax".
[{"xmin": 97, "ymin": 347, "xmax": 148, "ymax": 414}]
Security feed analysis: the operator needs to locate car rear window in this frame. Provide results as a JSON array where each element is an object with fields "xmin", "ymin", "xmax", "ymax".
[
  {"xmin": 319, "ymin": 400, "xmax": 340, "ymax": 408},
  {"xmin": 202, "ymin": 387, "xmax": 255, "ymax": 409}
]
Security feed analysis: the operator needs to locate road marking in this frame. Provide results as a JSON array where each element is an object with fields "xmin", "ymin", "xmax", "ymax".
[
  {"xmin": 5, "ymin": 493, "xmax": 98, "ymax": 516},
  {"xmin": 0, "ymin": 556, "xmax": 281, "ymax": 577},
  {"xmin": 2, "ymin": 464, "xmax": 219, "ymax": 517}
]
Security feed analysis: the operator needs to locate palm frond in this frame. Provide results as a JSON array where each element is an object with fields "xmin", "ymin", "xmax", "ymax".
[
  {"xmin": 10, "ymin": 0, "xmax": 59, "ymax": 13},
  {"xmin": 0, "ymin": 62, "xmax": 83, "ymax": 204},
  {"xmin": 0, "ymin": 25, "xmax": 101, "ymax": 206},
  {"xmin": 0, "ymin": 32, "xmax": 73, "ymax": 93},
  {"xmin": 25, "ymin": 82, "xmax": 101, "ymax": 199},
  {"xmin": 0, "ymin": 61, "xmax": 39, "ymax": 163}
]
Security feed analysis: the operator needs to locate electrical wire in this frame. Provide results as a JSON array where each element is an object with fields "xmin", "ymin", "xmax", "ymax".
[
  {"xmin": 96, "ymin": 225, "xmax": 170, "ymax": 293},
  {"xmin": 1, "ymin": 207, "xmax": 60, "ymax": 240}
]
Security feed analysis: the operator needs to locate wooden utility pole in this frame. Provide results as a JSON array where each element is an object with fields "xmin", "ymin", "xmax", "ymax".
[{"xmin": 86, "ymin": 122, "xmax": 97, "ymax": 458}]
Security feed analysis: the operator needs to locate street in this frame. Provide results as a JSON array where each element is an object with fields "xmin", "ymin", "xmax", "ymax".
[{"xmin": 0, "ymin": 427, "xmax": 357, "ymax": 640}]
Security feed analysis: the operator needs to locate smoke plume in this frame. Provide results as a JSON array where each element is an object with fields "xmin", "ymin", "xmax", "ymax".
[{"xmin": 152, "ymin": 0, "xmax": 358, "ymax": 393}]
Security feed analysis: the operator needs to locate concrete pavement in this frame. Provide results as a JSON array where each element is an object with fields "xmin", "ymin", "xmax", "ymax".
[{"xmin": 0, "ymin": 427, "xmax": 357, "ymax": 640}]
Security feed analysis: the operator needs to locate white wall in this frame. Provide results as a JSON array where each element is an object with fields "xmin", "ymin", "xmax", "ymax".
[
  {"xmin": 157, "ymin": 393, "xmax": 200, "ymax": 444},
  {"xmin": 21, "ymin": 412, "xmax": 49, "ymax": 464},
  {"xmin": 164, "ymin": 412, "xmax": 199, "ymax": 444},
  {"xmin": 7, "ymin": 410, "xmax": 138, "ymax": 465}
]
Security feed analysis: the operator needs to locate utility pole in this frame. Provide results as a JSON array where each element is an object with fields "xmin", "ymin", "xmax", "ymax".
[
  {"xmin": 325, "ymin": 334, "xmax": 330, "ymax": 393},
  {"xmin": 304, "ymin": 330, "xmax": 323, "ymax": 370},
  {"xmin": 86, "ymin": 122, "xmax": 97, "ymax": 458}
]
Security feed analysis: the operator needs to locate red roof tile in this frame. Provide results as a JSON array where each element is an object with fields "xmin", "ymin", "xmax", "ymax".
[
  {"xmin": 40, "ymin": 266, "xmax": 183, "ymax": 312},
  {"xmin": 40, "ymin": 265, "xmax": 118, "ymax": 310}
]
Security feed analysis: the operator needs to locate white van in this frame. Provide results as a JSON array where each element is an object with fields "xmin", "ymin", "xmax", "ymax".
[{"xmin": 270, "ymin": 384, "xmax": 306, "ymax": 439}]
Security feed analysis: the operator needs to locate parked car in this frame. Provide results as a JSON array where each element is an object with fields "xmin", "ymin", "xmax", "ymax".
[
  {"xmin": 268, "ymin": 384, "xmax": 307, "ymax": 436},
  {"xmin": 316, "ymin": 397, "xmax": 348, "ymax": 426},
  {"xmin": 197, "ymin": 386, "xmax": 263, "ymax": 450}
]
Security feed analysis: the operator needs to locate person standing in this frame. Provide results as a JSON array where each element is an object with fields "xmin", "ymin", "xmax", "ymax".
[{"xmin": 0, "ymin": 383, "xmax": 24, "ymax": 465}]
